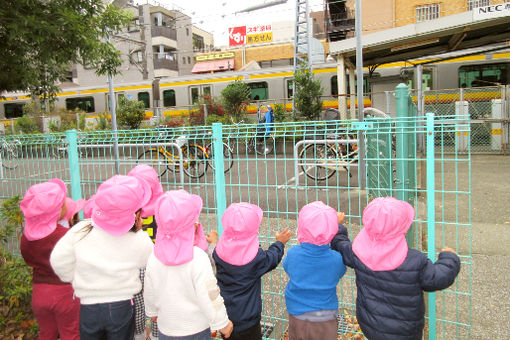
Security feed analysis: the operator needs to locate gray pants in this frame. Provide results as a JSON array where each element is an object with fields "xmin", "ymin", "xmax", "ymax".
[{"xmin": 288, "ymin": 314, "xmax": 338, "ymax": 340}]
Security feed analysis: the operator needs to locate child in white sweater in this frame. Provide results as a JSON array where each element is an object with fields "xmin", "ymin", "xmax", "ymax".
[
  {"xmin": 143, "ymin": 190, "xmax": 233, "ymax": 340},
  {"xmin": 50, "ymin": 175, "xmax": 154, "ymax": 340}
]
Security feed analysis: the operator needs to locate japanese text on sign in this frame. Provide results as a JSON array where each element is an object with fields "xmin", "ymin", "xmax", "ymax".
[{"xmin": 246, "ymin": 32, "xmax": 273, "ymax": 45}]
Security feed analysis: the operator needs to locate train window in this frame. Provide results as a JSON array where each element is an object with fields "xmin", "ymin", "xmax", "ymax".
[
  {"xmin": 401, "ymin": 68, "xmax": 434, "ymax": 90},
  {"xmin": 138, "ymin": 92, "xmax": 150, "ymax": 109},
  {"xmin": 248, "ymin": 82, "xmax": 268, "ymax": 101},
  {"xmin": 65, "ymin": 97, "xmax": 95, "ymax": 112},
  {"xmin": 190, "ymin": 87, "xmax": 200, "ymax": 104},
  {"xmin": 459, "ymin": 63, "xmax": 509, "ymax": 88},
  {"xmin": 286, "ymin": 79, "xmax": 293, "ymax": 98},
  {"xmin": 331, "ymin": 76, "xmax": 369, "ymax": 95},
  {"xmin": 163, "ymin": 90, "xmax": 176, "ymax": 107},
  {"xmin": 4, "ymin": 103, "xmax": 24, "ymax": 119}
]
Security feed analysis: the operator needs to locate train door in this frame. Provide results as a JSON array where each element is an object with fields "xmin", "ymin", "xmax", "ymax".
[
  {"xmin": 189, "ymin": 85, "xmax": 211, "ymax": 105},
  {"xmin": 105, "ymin": 92, "xmax": 126, "ymax": 110}
]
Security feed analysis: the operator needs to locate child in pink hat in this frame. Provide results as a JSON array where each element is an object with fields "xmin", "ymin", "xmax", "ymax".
[
  {"xmin": 19, "ymin": 179, "xmax": 80, "ymax": 340},
  {"xmin": 143, "ymin": 190, "xmax": 233, "ymax": 339},
  {"xmin": 283, "ymin": 201, "xmax": 346, "ymax": 340},
  {"xmin": 50, "ymin": 175, "xmax": 154, "ymax": 340},
  {"xmin": 58, "ymin": 197, "xmax": 86, "ymax": 228},
  {"xmin": 330, "ymin": 197, "xmax": 461, "ymax": 340},
  {"xmin": 212, "ymin": 202, "xmax": 291, "ymax": 340}
]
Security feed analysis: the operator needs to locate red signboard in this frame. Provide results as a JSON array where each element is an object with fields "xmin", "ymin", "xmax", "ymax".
[{"xmin": 228, "ymin": 26, "xmax": 246, "ymax": 47}]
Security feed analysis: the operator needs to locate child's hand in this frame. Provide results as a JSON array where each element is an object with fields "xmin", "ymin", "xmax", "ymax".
[
  {"xmin": 337, "ymin": 212, "xmax": 346, "ymax": 224},
  {"xmin": 206, "ymin": 230, "xmax": 219, "ymax": 244},
  {"xmin": 276, "ymin": 227, "xmax": 291, "ymax": 245},
  {"xmin": 219, "ymin": 320, "xmax": 233, "ymax": 338},
  {"xmin": 150, "ymin": 316, "xmax": 157, "ymax": 322},
  {"xmin": 441, "ymin": 247, "xmax": 457, "ymax": 255}
]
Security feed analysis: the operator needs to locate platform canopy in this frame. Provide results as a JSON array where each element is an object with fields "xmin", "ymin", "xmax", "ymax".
[{"xmin": 329, "ymin": 4, "xmax": 510, "ymax": 67}]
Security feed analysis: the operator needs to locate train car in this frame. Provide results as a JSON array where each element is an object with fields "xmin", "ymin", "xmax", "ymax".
[{"xmin": 1, "ymin": 51, "xmax": 509, "ymax": 122}]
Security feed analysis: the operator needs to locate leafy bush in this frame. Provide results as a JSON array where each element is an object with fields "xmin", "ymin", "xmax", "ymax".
[
  {"xmin": 16, "ymin": 116, "xmax": 40, "ymax": 134},
  {"xmin": 192, "ymin": 95, "xmax": 225, "ymax": 126},
  {"xmin": 95, "ymin": 112, "xmax": 112, "ymax": 130},
  {"xmin": 293, "ymin": 61, "xmax": 324, "ymax": 120},
  {"xmin": 273, "ymin": 103, "xmax": 287, "ymax": 122},
  {"xmin": 221, "ymin": 80, "xmax": 250, "ymax": 120},
  {"xmin": 0, "ymin": 196, "xmax": 37, "ymax": 337},
  {"xmin": 117, "ymin": 96, "xmax": 146, "ymax": 129}
]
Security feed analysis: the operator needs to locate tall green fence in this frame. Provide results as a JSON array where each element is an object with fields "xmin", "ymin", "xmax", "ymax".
[{"xmin": 0, "ymin": 86, "xmax": 471, "ymax": 340}]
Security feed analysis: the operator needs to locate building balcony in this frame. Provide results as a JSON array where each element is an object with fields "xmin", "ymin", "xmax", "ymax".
[
  {"xmin": 151, "ymin": 26, "xmax": 177, "ymax": 41},
  {"xmin": 153, "ymin": 56, "xmax": 178, "ymax": 71}
]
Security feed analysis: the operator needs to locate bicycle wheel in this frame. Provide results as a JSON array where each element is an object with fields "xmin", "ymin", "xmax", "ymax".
[
  {"xmin": 182, "ymin": 145, "xmax": 207, "ymax": 179},
  {"xmin": 137, "ymin": 149, "xmax": 168, "ymax": 177},
  {"xmin": 1, "ymin": 143, "xmax": 19, "ymax": 170},
  {"xmin": 299, "ymin": 143, "xmax": 338, "ymax": 181},
  {"xmin": 205, "ymin": 142, "xmax": 234, "ymax": 173},
  {"xmin": 254, "ymin": 135, "xmax": 275, "ymax": 155}
]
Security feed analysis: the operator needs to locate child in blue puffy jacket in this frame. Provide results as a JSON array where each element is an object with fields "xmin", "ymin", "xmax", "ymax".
[{"xmin": 331, "ymin": 197, "xmax": 461, "ymax": 340}]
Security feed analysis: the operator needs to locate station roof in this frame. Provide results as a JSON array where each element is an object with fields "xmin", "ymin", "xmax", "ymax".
[{"xmin": 329, "ymin": 5, "xmax": 510, "ymax": 67}]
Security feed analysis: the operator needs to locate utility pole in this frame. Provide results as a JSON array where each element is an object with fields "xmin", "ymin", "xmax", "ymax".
[{"xmin": 355, "ymin": 0, "xmax": 366, "ymax": 189}]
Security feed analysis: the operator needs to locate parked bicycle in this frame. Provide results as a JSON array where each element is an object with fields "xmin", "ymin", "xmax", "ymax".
[
  {"xmin": 137, "ymin": 127, "xmax": 208, "ymax": 179},
  {"xmin": 298, "ymin": 108, "xmax": 393, "ymax": 181},
  {"xmin": 204, "ymin": 132, "xmax": 234, "ymax": 174},
  {"xmin": 0, "ymin": 137, "xmax": 21, "ymax": 170},
  {"xmin": 225, "ymin": 105, "xmax": 276, "ymax": 156}
]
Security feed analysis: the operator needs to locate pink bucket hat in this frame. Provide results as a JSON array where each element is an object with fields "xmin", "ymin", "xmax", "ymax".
[
  {"xmin": 82, "ymin": 195, "xmax": 96, "ymax": 219},
  {"xmin": 352, "ymin": 197, "xmax": 415, "ymax": 271},
  {"xmin": 298, "ymin": 201, "xmax": 338, "ymax": 245},
  {"xmin": 216, "ymin": 202, "xmax": 263, "ymax": 266},
  {"xmin": 154, "ymin": 190, "xmax": 203, "ymax": 266},
  {"xmin": 91, "ymin": 175, "xmax": 151, "ymax": 236},
  {"xmin": 128, "ymin": 164, "xmax": 164, "ymax": 218},
  {"xmin": 20, "ymin": 179, "xmax": 67, "ymax": 241},
  {"xmin": 64, "ymin": 197, "xmax": 86, "ymax": 221}
]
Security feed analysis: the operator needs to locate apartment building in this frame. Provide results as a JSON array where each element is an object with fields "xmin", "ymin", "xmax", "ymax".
[{"xmin": 72, "ymin": 3, "xmax": 214, "ymax": 86}]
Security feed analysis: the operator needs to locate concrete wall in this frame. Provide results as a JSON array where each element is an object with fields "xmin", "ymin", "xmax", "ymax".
[
  {"xmin": 175, "ymin": 13, "xmax": 193, "ymax": 76},
  {"xmin": 346, "ymin": 0, "xmax": 395, "ymax": 34}
]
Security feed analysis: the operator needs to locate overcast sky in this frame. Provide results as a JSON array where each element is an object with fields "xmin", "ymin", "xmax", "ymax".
[{"xmin": 135, "ymin": 0, "xmax": 324, "ymax": 46}]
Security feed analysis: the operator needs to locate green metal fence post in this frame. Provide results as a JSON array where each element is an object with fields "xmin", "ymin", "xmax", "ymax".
[
  {"xmin": 395, "ymin": 83, "xmax": 409, "ymax": 203},
  {"xmin": 66, "ymin": 130, "xmax": 83, "ymax": 205},
  {"xmin": 426, "ymin": 112, "xmax": 436, "ymax": 340},
  {"xmin": 212, "ymin": 123, "xmax": 226, "ymax": 236}
]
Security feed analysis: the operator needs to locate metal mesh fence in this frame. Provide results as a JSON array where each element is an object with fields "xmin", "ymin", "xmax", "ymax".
[{"xmin": 0, "ymin": 107, "xmax": 472, "ymax": 339}]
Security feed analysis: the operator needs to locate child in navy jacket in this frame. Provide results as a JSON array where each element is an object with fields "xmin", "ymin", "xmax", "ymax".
[
  {"xmin": 283, "ymin": 201, "xmax": 346, "ymax": 340},
  {"xmin": 331, "ymin": 197, "xmax": 461, "ymax": 340},
  {"xmin": 213, "ymin": 203, "xmax": 291, "ymax": 340}
]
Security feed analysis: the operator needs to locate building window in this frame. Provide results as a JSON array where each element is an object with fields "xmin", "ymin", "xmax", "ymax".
[
  {"xmin": 188, "ymin": 56, "xmax": 191, "ymax": 64},
  {"xmin": 193, "ymin": 33, "xmax": 205, "ymax": 52},
  {"xmin": 163, "ymin": 90, "xmax": 176, "ymax": 107},
  {"xmin": 468, "ymin": 0, "xmax": 490, "ymax": 10},
  {"xmin": 186, "ymin": 28, "xmax": 189, "ymax": 36},
  {"xmin": 128, "ymin": 18, "xmax": 140, "ymax": 32},
  {"xmin": 416, "ymin": 4, "xmax": 440, "ymax": 22},
  {"xmin": 131, "ymin": 51, "xmax": 143, "ymax": 64},
  {"xmin": 138, "ymin": 92, "xmax": 150, "ymax": 109},
  {"xmin": 247, "ymin": 82, "xmax": 269, "ymax": 101},
  {"xmin": 182, "ymin": 57, "xmax": 186, "ymax": 64},
  {"xmin": 65, "ymin": 97, "xmax": 95, "ymax": 113}
]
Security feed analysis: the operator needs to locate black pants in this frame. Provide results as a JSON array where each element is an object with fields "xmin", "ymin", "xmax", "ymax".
[{"xmin": 226, "ymin": 322, "xmax": 262, "ymax": 340}]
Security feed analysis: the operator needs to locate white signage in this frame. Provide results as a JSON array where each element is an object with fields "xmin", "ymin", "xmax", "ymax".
[{"xmin": 473, "ymin": 2, "xmax": 510, "ymax": 20}]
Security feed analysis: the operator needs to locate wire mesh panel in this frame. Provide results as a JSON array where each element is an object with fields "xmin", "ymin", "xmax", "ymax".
[{"xmin": 0, "ymin": 111, "xmax": 472, "ymax": 339}]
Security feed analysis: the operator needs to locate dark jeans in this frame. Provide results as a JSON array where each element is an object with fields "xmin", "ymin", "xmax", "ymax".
[
  {"xmin": 80, "ymin": 300, "xmax": 135, "ymax": 340},
  {"xmin": 227, "ymin": 322, "xmax": 262, "ymax": 340}
]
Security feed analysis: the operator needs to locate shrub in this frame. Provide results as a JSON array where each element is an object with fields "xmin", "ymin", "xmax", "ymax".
[
  {"xmin": 273, "ymin": 103, "xmax": 287, "ymax": 122},
  {"xmin": 116, "ymin": 96, "xmax": 146, "ymax": 129},
  {"xmin": 192, "ymin": 95, "xmax": 225, "ymax": 126},
  {"xmin": 95, "ymin": 112, "xmax": 112, "ymax": 130},
  {"xmin": 293, "ymin": 61, "xmax": 324, "ymax": 120},
  {"xmin": 221, "ymin": 80, "xmax": 250, "ymax": 120},
  {"xmin": 15, "ymin": 116, "xmax": 40, "ymax": 134},
  {"xmin": 0, "ymin": 196, "xmax": 37, "ymax": 337}
]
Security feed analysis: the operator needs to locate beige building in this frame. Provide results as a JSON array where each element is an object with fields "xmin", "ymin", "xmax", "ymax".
[{"xmin": 343, "ymin": 0, "xmax": 505, "ymax": 34}]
